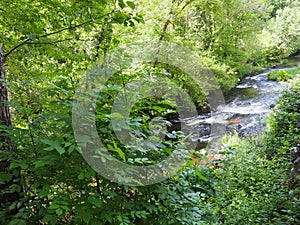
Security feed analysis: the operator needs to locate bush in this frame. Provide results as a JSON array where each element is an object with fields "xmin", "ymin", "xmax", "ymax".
[
  {"xmin": 210, "ymin": 135, "xmax": 299, "ymax": 224},
  {"xmin": 262, "ymin": 6, "xmax": 300, "ymax": 62},
  {"xmin": 201, "ymin": 57, "xmax": 239, "ymax": 93},
  {"xmin": 0, "ymin": 66, "xmax": 217, "ymax": 224},
  {"xmin": 268, "ymin": 67, "xmax": 300, "ymax": 81},
  {"xmin": 264, "ymin": 84, "xmax": 300, "ymax": 156}
]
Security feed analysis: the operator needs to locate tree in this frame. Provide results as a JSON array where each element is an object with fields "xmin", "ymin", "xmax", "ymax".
[
  {"xmin": 0, "ymin": 0, "xmax": 139, "ymax": 218},
  {"xmin": 0, "ymin": 43, "xmax": 18, "ymax": 208}
]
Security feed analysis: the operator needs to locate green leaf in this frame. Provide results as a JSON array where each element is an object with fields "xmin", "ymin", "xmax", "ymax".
[
  {"xmin": 49, "ymin": 204, "xmax": 60, "ymax": 210},
  {"xmin": 118, "ymin": 0, "xmax": 126, "ymax": 9},
  {"xmin": 56, "ymin": 208, "xmax": 63, "ymax": 216},
  {"xmin": 41, "ymin": 139, "xmax": 65, "ymax": 155},
  {"xmin": 127, "ymin": 1, "xmax": 135, "ymax": 9},
  {"xmin": 9, "ymin": 162, "xmax": 20, "ymax": 169},
  {"xmin": 111, "ymin": 112, "xmax": 124, "ymax": 119},
  {"xmin": 93, "ymin": 198, "xmax": 103, "ymax": 208},
  {"xmin": 108, "ymin": 143, "xmax": 126, "ymax": 161},
  {"xmin": 34, "ymin": 160, "xmax": 46, "ymax": 168},
  {"xmin": 43, "ymin": 215, "xmax": 58, "ymax": 225},
  {"xmin": 61, "ymin": 205, "xmax": 70, "ymax": 211},
  {"xmin": 77, "ymin": 208, "xmax": 91, "ymax": 223},
  {"xmin": 195, "ymin": 169, "xmax": 208, "ymax": 182},
  {"xmin": 9, "ymin": 184, "xmax": 21, "ymax": 193},
  {"xmin": 27, "ymin": 33, "xmax": 37, "ymax": 40},
  {"xmin": 20, "ymin": 163, "xmax": 28, "ymax": 169},
  {"xmin": 78, "ymin": 172, "xmax": 85, "ymax": 180},
  {"xmin": 116, "ymin": 147, "xmax": 126, "ymax": 160}
]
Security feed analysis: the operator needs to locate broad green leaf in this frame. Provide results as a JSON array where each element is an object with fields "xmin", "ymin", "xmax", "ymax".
[
  {"xmin": 93, "ymin": 198, "xmax": 103, "ymax": 208},
  {"xmin": 127, "ymin": 1, "xmax": 135, "ymax": 9},
  {"xmin": 77, "ymin": 208, "xmax": 91, "ymax": 224},
  {"xmin": 49, "ymin": 204, "xmax": 60, "ymax": 210},
  {"xmin": 118, "ymin": 0, "xmax": 126, "ymax": 9},
  {"xmin": 27, "ymin": 33, "xmax": 37, "ymax": 40},
  {"xmin": 41, "ymin": 139, "xmax": 65, "ymax": 155},
  {"xmin": 56, "ymin": 208, "xmax": 63, "ymax": 216},
  {"xmin": 61, "ymin": 205, "xmax": 70, "ymax": 211},
  {"xmin": 42, "ymin": 215, "xmax": 57, "ymax": 225}
]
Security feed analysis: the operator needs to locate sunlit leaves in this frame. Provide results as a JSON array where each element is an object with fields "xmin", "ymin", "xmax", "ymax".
[
  {"xmin": 127, "ymin": 1, "xmax": 135, "ymax": 9},
  {"xmin": 118, "ymin": 0, "xmax": 126, "ymax": 9}
]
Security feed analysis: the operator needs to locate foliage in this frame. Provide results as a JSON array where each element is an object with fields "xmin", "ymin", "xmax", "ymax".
[
  {"xmin": 210, "ymin": 134, "xmax": 300, "ymax": 224},
  {"xmin": 268, "ymin": 0, "xmax": 290, "ymax": 17},
  {"xmin": 129, "ymin": 0, "xmax": 270, "ymax": 82},
  {"xmin": 208, "ymin": 73, "xmax": 300, "ymax": 225},
  {"xmin": 261, "ymin": 5, "xmax": 300, "ymax": 63},
  {"xmin": 189, "ymin": 0, "xmax": 268, "ymax": 75},
  {"xmin": 0, "ymin": 63, "xmax": 219, "ymax": 224},
  {"xmin": 267, "ymin": 67, "xmax": 300, "ymax": 81},
  {"xmin": 1, "ymin": 0, "xmax": 300, "ymax": 224},
  {"xmin": 95, "ymin": 67, "xmax": 186, "ymax": 166},
  {"xmin": 264, "ymin": 83, "xmax": 300, "ymax": 156},
  {"xmin": 268, "ymin": 69, "xmax": 289, "ymax": 81}
]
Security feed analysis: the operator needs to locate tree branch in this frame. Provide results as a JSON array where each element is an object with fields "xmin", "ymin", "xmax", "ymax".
[
  {"xmin": 26, "ymin": 39, "xmax": 73, "ymax": 45},
  {"xmin": 4, "ymin": 10, "xmax": 114, "ymax": 58},
  {"xmin": 4, "ymin": 39, "xmax": 31, "ymax": 58},
  {"xmin": 180, "ymin": 0, "xmax": 194, "ymax": 12}
]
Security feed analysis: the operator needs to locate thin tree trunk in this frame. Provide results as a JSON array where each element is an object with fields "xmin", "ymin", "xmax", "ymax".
[{"xmin": 0, "ymin": 43, "xmax": 19, "ymax": 207}]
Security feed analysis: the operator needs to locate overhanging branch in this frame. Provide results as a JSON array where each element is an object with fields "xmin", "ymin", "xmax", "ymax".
[
  {"xmin": 26, "ymin": 39, "xmax": 73, "ymax": 45},
  {"xmin": 4, "ymin": 10, "xmax": 114, "ymax": 58},
  {"xmin": 4, "ymin": 39, "xmax": 31, "ymax": 58}
]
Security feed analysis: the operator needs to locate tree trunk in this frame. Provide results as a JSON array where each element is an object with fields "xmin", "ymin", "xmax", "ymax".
[{"xmin": 0, "ymin": 43, "xmax": 19, "ymax": 207}]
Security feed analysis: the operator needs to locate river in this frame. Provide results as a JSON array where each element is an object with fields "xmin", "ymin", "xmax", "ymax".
[{"xmin": 183, "ymin": 66, "xmax": 299, "ymax": 150}]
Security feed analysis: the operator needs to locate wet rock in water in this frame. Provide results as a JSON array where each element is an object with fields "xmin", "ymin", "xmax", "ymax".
[{"xmin": 272, "ymin": 63, "xmax": 281, "ymax": 69}]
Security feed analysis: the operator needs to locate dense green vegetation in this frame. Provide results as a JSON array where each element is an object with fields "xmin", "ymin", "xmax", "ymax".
[
  {"xmin": 0, "ymin": 0, "xmax": 300, "ymax": 224},
  {"xmin": 209, "ymin": 82, "xmax": 300, "ymax": 224},
  {"xmin": 268, "ymin": 66, "xmax": 300, "ymax": 81}
]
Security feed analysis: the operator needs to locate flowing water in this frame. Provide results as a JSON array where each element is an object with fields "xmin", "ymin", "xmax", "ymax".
[{"xmin": 184, "ymin": 68, "xmax": 292, "ymax": 149}]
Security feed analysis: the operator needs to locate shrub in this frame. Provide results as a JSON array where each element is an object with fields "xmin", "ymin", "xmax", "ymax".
[
  {"xmin": 268, "ymin": 67, "xmax": 300, "ymax": 81},
  {"xmin": 262, "ymin": 6, "xmax": 300, "ymax": 62},
  {"xmin": 0, "ymin": 66, "xmax": 216, "ymax": 224},
  {"xmin": 210, "ymin": 135, "xmax": 299, "ymax": 224},
  {"xmin": 264, "ymin": 84, "xmax": 300, "ymax": 156}
]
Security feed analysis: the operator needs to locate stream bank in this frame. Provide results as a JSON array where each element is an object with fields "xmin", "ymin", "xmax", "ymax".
[{"xmin": 186, "ymin": 55, "xmax": 300, "ymax": 150}]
